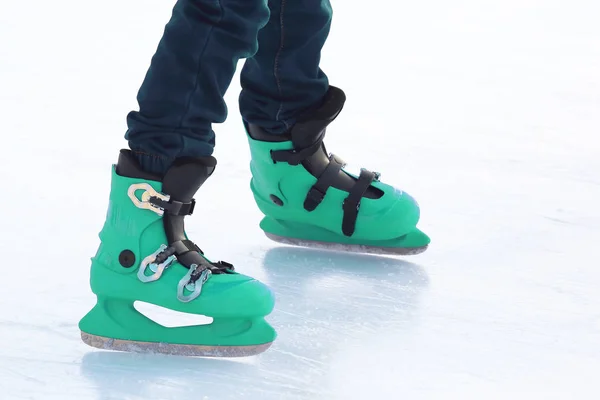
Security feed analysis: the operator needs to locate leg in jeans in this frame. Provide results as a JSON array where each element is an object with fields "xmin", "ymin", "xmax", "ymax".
[
  {"xmin": 125, "ymin": 0, "xmax": 270, "ymax": 175},
  {"xmin": 238, "ymin": 0, "xmax": 430, "ymax": 254},
  {"xmin": 239, "ymin": 0, "xmax": 332, "ymax": 134}
]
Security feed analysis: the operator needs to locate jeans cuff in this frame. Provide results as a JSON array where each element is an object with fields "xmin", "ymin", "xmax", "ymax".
[{"xmin": 130, "ymin": 150, "xmax": 175, "ymax": 177}]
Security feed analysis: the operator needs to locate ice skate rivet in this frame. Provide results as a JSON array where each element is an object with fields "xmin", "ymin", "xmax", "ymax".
[
  {"xmin": 269, "ymin": 194, "xmax": 284, "ymax": 206},
  {"xmin": 118, "ymin": 250, "xmax": 136, "ymax": 268}
]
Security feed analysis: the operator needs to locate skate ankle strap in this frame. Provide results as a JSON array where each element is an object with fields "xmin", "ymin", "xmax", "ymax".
[
  {"xmin": 270, "ymin": 139, "xmax": 323, "ymax": 166},
  {"xmin": 160, "ymin": 240, "xmax": 234, "ymax": 274},
  {"xmin": 127, "ymin": 183, "xmax": 195, "ymax": 216},
  {"xmin": 149, "ymin": 197, "xmax": 196, "ymax": 216},
  {"xmin": 304, "ymin": 154, "xmax": 345, "ymax": 211},
  {"xmin": 159, "ymin": 239, "xmax": 202, "ymax": 262},
  {"xmin": 342, "ymin": 169, "xmax": 380, "ymax": 236},
  {"xmin": 138, "ymin": 241, "xmax": 234, "ymax": 285}
]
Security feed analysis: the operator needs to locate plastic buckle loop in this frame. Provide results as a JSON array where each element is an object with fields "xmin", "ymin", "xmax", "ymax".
[
  {"xmin": 138, "ymin": 244, "xmax": 176, "ymax": 283},
  {"xmin": 177, "ymin": 264, "xmax": 212, "ymax": 303},
  {"xmin": 128, "ymin": 183, "xmax": 170, "ymax": 216}
]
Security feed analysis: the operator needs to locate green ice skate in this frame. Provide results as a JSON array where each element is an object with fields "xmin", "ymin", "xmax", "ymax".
[
  {"xmin": 79, "ymin": 150, "xmax": 276, "ymax": 357},
  {"xmin": 245, "ymin": 86, "xmax": 430, "ymax": 255}
]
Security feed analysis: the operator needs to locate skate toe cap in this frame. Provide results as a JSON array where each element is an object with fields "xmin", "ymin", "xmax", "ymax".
[
  {"xmin": 357, "ymin": 188, "xmax": 421, "ymax": 240},
  {"xmin": 400, "ymin": 227, "xmax": 431, "ymax": 248},
  {"xmin": 203, "ymin": 274, "xmax": 275, "ymax": 318},
  {"xmin": 387, "ymin": 191, "xmax": 421, "ymax": 228}
]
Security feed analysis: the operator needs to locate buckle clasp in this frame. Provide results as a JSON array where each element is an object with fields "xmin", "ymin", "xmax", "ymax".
[
  {"xmin": 137, "ymin": 244, "xmax": 176, "ymax": 283},
  {"xmin": 128, "ymin": 183, "xmax": 170, "ymax": 216},
  {"xmin": 177, "ymin": 264, "xmax": 212, "ymax": 303}
]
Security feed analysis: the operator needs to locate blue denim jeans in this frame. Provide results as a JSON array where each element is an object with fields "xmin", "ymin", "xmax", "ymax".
[{"xmin": 125, "ymin": 0, "xmax": 332, "ymax": 174}]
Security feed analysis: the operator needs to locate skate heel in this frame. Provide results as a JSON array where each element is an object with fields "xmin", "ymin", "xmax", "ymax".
[
  {"xmin": 79, "ymin": 296, "xmax": 275, "ymax": 357},
  {"xmin": 260, "ymin": 216, "xmax": 429, "ymax": 256}
]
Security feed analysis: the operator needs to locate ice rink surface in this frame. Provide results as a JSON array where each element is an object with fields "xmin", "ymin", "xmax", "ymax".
[{"xmin": 1, "ymin": 1, "xmax": 599, "ymax": 399}]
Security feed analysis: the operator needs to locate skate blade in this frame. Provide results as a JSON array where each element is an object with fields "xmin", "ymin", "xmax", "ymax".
[
  {"xmin": 81, "ymin": 332, "xmax": 273, "ymax": 358},
  {"xmin": 265, "ymin": 232, "xmax": 428, "ymax": 256}
]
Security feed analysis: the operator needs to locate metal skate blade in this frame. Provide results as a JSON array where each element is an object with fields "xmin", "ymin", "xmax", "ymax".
[
  {"xmin": 81, "ymin": 332, "xmax": 272, "ymax": 358},
  {"xmin": 265, "ymin": 233, "xmax": 428, "ymax": 256}
]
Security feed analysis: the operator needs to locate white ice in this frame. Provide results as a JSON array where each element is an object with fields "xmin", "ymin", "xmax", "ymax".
[{"xmin": 1, "ymin": 0, "xmax": 599, "ymax": 399}]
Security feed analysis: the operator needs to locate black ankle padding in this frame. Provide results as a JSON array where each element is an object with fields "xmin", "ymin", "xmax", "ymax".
[
  {"xmin": 245, "ymin": 86, "xmax": 345, "ymax": 145},
  {"xmin": 164, "ymin": 212, "xmax": 208, "ymax": 268},
  {"xmin": 116, "ymin": 149, "xmax": 162, "ymax": 181},
  {"xmin": 291, "ymin": 86, "xmax": 345, "ymax": 149},
  {"xmin": 162, "ymin": 156, "xmax": 216, "ymax": 202},
  {"xmin": 161, "ymin": 156, "xmax": 216, "ymax": 268},
  {"xmin": 246, "ymin": 122, "xmax": 291, "ymax": 142},
  {"xmin": 296, "ymin": 86, "xmax": 346, "ymax": 123}
]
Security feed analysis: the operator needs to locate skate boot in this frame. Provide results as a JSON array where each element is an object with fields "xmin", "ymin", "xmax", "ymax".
[
  {"xmin": 79, "ymin": 150, "xmax": 276, "ymax": 357},
  {"xmin": 245, "ymin": 86, "xmax": 430, "ymax": 255}
]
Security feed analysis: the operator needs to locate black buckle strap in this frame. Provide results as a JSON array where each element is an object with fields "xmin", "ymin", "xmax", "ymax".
[
  {"xmin": 304, "ymin": 187, "xmax": 326, "ymax": 211},
  {"xmin": 149, "ymin": 196, "xmax": 196, "ymax": 216},
  {"xmin": 154, "ymin": 239, "xmax": 234, "ymax": 275},
  {"xmin": 187, "ymin": 258, "xmax": 234, "ymax": 278},
  {"xmin": 342, "ymin": 168, "xmax": 378, "ymax": 237},
  {"xmin": 170, "ymin": 239, "xmax": 203, "ymax": 257},
  {"xmin": 183, "ymin": 259, "xmax": 235, "ymax": 290},
  {"xmin": 270, "ymin": 139, "xmax": 323, "ymax": 166},
  {"xmin": 210, "ymin": 260, "xmax": 235, "ymax": 273},
  {"xmin": 304, "ymin": 154, "xmax": 345, "ymax": 211},
  {"xmin": 153, "ymin": 239, "xmax": 200, "ymax": 265}
]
